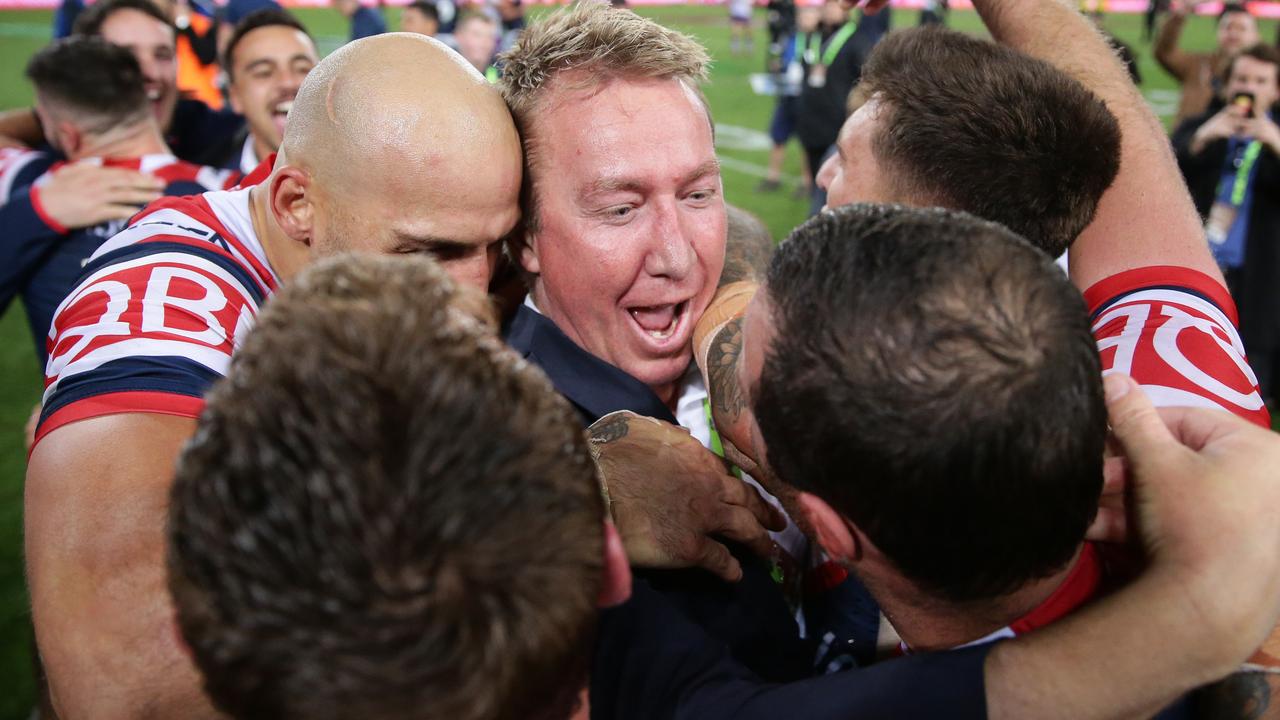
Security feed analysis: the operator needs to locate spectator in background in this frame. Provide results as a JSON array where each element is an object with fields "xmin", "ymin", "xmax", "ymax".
[
  {"xmin": 168, "ymin": 254, "xmax": 623, "ymax": 720},
  {"xmin": 161, "ymin": 0, "xmax": 223, "ymax": 110},
  {"xmin": 1145, "ymin": 0, "xmax": 1169, "ymax": 42},
  {"xmin": 795, "ymin": 0, "xmax": 872, "ymax": 207},
  {"xmin": 728, "ymin": 0, "xmax": 754, "ymax": 56},
  {"xmin": 334, "ymin": 0, "xmax": 387, "ymax": 42},
  {"xmin": 216, "ymin": 0, "xmax": 281, "ymax": 56},
  {"xmin": 1173, "ymin": 43, "xmax": 1280, "ymax": 404},
  {"xmin": 919, "ymin": 0, "xmax": 948, "ymax": 27},
  {"xmin": 497, "ymin": 0, "xmax": 526, "ymax": 35},
  {"xmin": 758, "ymin": 4, "xmax": 818, "ymax": 196},
  {"xmin": 455, "ymin": 11, "xmax": 501, "ymax": 81},
  {"xmin": 52, "ymin": 0, "xmax": 84, "ymax": 38},
  {"xmin": 1157, "ymin": 1, "xmax": 1259, "ymax": 124},
  {"xmin": 764, "ymin": 0, "xmax": 795, "ymax": 62},
  {"xmin": 401, "ymin": 1, "xmax": 441, "ymax": 37},
  {"xmin": 221, "ymin": 8, "xmax": 318, "ymax": 172},
  {"xmin": 0, "ymin": 37, "xmax": 236, "ymax": 368}
]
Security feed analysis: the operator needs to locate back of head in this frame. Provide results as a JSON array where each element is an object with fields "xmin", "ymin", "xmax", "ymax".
[
  {"xmin": 755, "ymin": 204, "xmax": 1105, "ymax": 605},
  {"xmin": 26, "ymin": 36, "xmax": 150, "ymax": 137},
  {"xmin": 500, "ymin": 1, "xmax": 710, "ymax": 227},
  {"xmin": 72, "ymin": 0, "xmax": 170, "ymax": 37},
  {"xmin": 168, "ymin": 254, "xmax": 604, "ymax": 720},
  {"xmin": 859, "ymin": 27, "xmax": 1120, "ymax": 258}
]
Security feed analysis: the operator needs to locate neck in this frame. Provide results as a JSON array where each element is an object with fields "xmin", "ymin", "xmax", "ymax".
[
  {"xmin": 248, "ymin": 182, "xmax": 307, "ymax": 283},
  {"xmin": 871, "ymin": 545, "xmax": 1084, "ymax": 653},
  {"xmin": 74, "ymin": 121, "xmax": 169, "ymax": 162},
  {"xmin": 250, "ymin": 134, "xmax": 273, "ymax": 170}
]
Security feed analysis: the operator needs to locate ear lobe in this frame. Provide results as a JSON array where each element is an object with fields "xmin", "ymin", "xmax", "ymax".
[
  {"xmin": 519, "ymin": 231, "xmax": 541, "ymax": 275},
  {"xmin": 796, "ymin": 492, "xmax": 860, "ymax": 563},
  {"xmin": 269, "ymin": 167, "xmax": 313, "ymax": 248},
  {"xmin": 597, "ymin": 521, "xmax": 632, "ymax": 608}
]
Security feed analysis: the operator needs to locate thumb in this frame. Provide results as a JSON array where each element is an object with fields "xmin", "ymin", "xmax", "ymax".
[{"xmin": 1105, "ymin": 374, "xmax": 1178, "ymax": 472}]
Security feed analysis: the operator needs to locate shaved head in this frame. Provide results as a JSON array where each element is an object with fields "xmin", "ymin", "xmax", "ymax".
[{"xmin": 265, "ymin": 32, "xmax": 522, "ymax": 290}]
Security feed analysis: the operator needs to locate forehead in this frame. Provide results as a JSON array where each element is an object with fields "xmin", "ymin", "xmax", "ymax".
[
  {"xmin": 1220, "ymin": 12, "xmax": 1256, "ymax": 29},
  {"xmin": 234, "ymin": 26, "xmax": 317, "ymax": 68},
  {"xmin": 1232, "ymin": 55, "xmax": 1278, "ymax": 79},
  {"xmin": 100, "ymin": 9, "xmax": 174, "ymax": 47},
  {"xmin": 535, "ymin": 75, "xmax": 716, "ymax": 184}
]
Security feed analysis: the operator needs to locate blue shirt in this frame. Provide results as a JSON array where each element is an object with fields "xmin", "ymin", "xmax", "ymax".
[{"xmin": 350, "ymin": 6, "xmax": 387, "ymax": 41}]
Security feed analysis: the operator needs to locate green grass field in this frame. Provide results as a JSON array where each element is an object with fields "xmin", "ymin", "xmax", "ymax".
[{"xmin": 0, "ymin": 5, "xmax": 1268, "ymax": 714}]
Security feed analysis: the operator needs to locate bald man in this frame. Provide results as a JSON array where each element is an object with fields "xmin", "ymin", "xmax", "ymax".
[{"xmin": 24, "ymin": 32, "xmax": 520, "ymax": 718}]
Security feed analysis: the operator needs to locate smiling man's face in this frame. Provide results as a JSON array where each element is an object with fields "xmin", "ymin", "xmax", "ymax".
[{"xmin": 520, "ymin": 73, "xmax": 727, "ymax": 401}]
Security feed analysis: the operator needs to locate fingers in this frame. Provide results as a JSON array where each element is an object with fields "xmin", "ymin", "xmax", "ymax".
[
  {"xmin": 1156, "ymin": 405, "xmax": 1252, "ymax": 452},
  {"xmin": 1105, "ymin": 374, "xmax": 1180, "ymax": 474},
  {"xmin": 106, "ymin": 187, "xmax": 164, "ymax": 206},
  {"xmin": 719, "ymin": 474, "xmax": 786, "ymax": 531},
  {"xmin": 712, "ymin": 504, "xmax": 775, "ymax": 567},
  {"xmin": 693, "ymin": 537, "xmax": 743, "ymax": 583}
]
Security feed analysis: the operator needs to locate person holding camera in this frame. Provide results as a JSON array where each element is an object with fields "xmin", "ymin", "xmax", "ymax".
[{"xmin": 1174, "ymin": 43, "xmax": 1280, "ymax": 405}]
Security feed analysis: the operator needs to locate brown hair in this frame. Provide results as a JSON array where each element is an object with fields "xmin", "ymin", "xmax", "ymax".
[
  {"xmin": 858, "ymin": 27, "xmax": 1121, "ymax": 258},
  {"xmin": 168, "ymin": 254, "xmax": 603, "ymax": 720},
  {"xmin": 1226, "ymin": 43, "xmax": 1280, "ymax": 85},
  {"xmin": 499, "ymin": 2, "xmax": 710, "ymax": 231}
]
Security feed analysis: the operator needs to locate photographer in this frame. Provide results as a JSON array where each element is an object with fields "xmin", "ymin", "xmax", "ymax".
[{"xmin": 1174, "ymin": 43, "xmax": 1280, "ymax": 404}]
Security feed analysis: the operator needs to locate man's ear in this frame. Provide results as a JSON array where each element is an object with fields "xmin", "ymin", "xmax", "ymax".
[
  {"xmin": 518, "ymin": 229, "xmax": 541, "ymax": 275},
  {"xmin": 597, "ymin": 521, "xmax": 632, "ymax": 608},
  {"xmin": 269, "ymin": 166, "xmax": 314, "ymax": 247},
  {"xmin": 796, "ymin": 491, "xmax": 861, "ymax": 563}
]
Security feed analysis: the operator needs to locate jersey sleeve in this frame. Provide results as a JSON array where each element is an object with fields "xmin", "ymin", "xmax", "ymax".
[
  {"xmin": 34, "ymin": 234, "xmax": 265, "ymax": 446},
  {"xmin": 1085, "ymin": 265, "xmax": 1270, "ymax": 427}
]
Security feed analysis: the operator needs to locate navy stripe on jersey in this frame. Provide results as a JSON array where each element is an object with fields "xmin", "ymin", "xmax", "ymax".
[
  {"xmin": 1089, "ymin": 284, "xmax": 1223, "ymax": 322},
  {"xmin": 39, "ymin": 355, "xmax": 222, "ymax": 424},
  {"xmin": 79, "ymin": 239, "xmax": 268, "ymax": 307}
]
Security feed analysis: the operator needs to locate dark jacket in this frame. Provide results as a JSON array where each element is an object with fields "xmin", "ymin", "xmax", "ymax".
[
  {"xmin": 795, "ymin": 22, "xmax": 874, "ymax": 151},
  {"xmin": 1173, "ymin": 109, "xmax": 1280, "ymax": 386}
]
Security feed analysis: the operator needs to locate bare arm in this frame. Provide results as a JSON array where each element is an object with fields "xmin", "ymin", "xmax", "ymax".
[
  {"xmin": 26, "ymin": 414, "xmax": 224, "ymax": 720},
  {"xmin": 1154, "ymin": 7, "xmax": 1199, "ymax": 82},
  {"xmin": 974, "ymin": 0, "xmax": 1221, "ymax": 300},
  {"xmin": 988, "ymin": 377, "xmax": 1280, "ymax": 719},
  {"xmin": 0, "ymin": 107, "xmax": 43, "ymax": 149}
]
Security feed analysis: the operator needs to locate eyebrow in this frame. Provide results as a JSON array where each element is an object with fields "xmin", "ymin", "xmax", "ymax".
[
  {"xmin": 394, "ymin": 232, "xmax": 475, "ymax": 251},
  {"xmin": 582, "ymin": 159, "xmax": 722, "ymax": 197},
  {"xmin": 243, "ymin": 54, "xmax": 314, "ymax": 72}
]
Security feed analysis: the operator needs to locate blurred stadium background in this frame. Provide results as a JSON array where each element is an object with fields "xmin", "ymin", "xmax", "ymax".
[{"xmin": 0, "ymin": 2, "xmax": 1273, "ymax": 714}]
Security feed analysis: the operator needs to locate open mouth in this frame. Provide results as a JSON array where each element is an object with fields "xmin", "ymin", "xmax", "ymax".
[
  {"xmin": 146, "ymin": 87, "xmax": 162, "ymax": 101},
  {"xmin": 628, "ymin": 300, "xmax": 688, "ymax": 342}
]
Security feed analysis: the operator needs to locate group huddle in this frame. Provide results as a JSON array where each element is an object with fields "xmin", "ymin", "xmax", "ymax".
[{"xmin": 12, "ymin": 1, "xmax": 1280, "ymax": 719}]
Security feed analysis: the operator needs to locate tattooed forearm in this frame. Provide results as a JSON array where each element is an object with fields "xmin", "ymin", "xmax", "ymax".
[
  {"xmin": 1194, "ymin": 672, "xmax": 1275, "ymax": 719},
  {"xmin": 720, "ymin": 206, "xmax": 775, "ymax": 287},
  {"xmin": 708, "ymin": 317, "xmax": 746, "ymax": 422},
  {"xmin": 589, "ymin": 414, "xmax": 631, "ymax": 445}
]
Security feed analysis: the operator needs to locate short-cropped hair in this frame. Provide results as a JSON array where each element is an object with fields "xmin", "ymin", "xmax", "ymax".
[
  {"xmin": 859, "ymin": 27, "xmax": 1121, "ymax": 258},
  {"xmin": 222, "ymin": 7, "xmax": 312, "ymax": 79},
  {"xmin": 26, "ymin": 36, "xmax": 150, "ymax": 135},
  {"xmin": 1226, "ymin": 42, "xmax": 1280, "ymax": 83},
  {"xmin": 168, "ymin": 254, "xmax": 604, "ymax": 720},
  {"xmin": 755, "ymin": 204, "xmax": 1105, "ymax": 605},
  {"xmin": 72, "ymin": 0, "xmax": 171, "ymax": 37},
  {"xmin": 499, "ymin": 1, "xmax": 710, "ymax": 231}
]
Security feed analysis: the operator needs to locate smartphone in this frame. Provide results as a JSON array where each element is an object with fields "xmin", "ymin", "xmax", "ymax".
[{"xmin": 1232, "ymin": 91, "xmax": 1256, "ymax": 119}]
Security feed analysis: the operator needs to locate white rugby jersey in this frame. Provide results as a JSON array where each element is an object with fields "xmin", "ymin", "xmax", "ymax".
[{"xmin": 34, "ymin": 187, "xmax": 278, "ymax": 447}]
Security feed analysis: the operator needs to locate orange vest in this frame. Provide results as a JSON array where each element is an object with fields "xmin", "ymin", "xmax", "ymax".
[{"xmin": 176, "ymin": 12, "xmax": 223, "ymax": 110}]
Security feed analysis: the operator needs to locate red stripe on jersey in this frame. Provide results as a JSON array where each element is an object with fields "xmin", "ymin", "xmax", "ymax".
[
  {"xmin": 1008, "ymin": 543, "xmax": 1101, "ymax": 635},
  {"xmin": 29, "ymin": 186, "xmax": 69, "ymax": 234},
  {"xmin": 34, "ymin": 391, "xmax": 205, "ymax": 448},
  {"xmin": 237, "ymin": 153, "xmax": 275, "ymax": 189},
  {"xmin": 1086, "ymin": 266, "xmax": 1270, "ymax": 427},
  {"xmin": 132, "ymin": 195, "xmax": 278, "ymax": 294}
]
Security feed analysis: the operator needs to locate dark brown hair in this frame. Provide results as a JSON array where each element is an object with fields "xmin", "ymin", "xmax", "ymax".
[
  {"xmin": 858, "ymin": 27, "xmax": 1121, "ymax": 258},
  {"xmin": 168, "ymin": 254, "xmax": 604, "ymax": 720},
  {"xmin": 756, "ymin": 204, "xmax": 1104, "ymax": 605}
]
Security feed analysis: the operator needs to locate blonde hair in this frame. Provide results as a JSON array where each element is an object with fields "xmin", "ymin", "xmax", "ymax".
[{"xmin": 499, "ymin": 2, "xmax": 711, "ymax": 229}]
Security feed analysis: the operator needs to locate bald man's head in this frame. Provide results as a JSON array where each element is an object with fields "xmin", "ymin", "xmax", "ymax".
[{"xmin": 266, "ymin": 33, "xmax": 522, "ymax": 291}]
